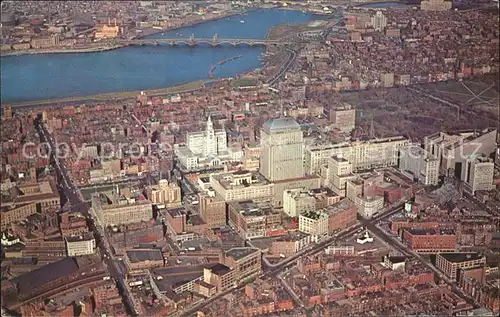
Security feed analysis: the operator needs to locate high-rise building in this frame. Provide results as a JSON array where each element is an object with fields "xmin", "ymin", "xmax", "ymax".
[
  {"xmin": 461, "ymin": 155, "xmax": 494, "ymax": 195},
  {"xmin": 260, "ymin": 118, "xmax": 304, "ymax": 182},
  {"xmin": 328, "ymin": 155, "xmax": 355, "ymax": 194},
  {"xmin": 399, "ymin": 145, "xmax": 440, "ymax": 186},
  {"xmin": 370, "ymin": 10, "xmax": 387, "ymax": 31}
]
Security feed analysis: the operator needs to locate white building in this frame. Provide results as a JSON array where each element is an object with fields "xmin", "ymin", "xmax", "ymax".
[
  {"xmin": 282, "ymin": 188, "xmax": 316, "ymax": 217},
  {"xmin": 370, "ymin": 10, "xmax": 387, "ymax": 31},
  {"xmin": 399, "ymin": 145, "xmax": 440, "ymax": 186},
  {"xmin": 461, "ymin": 155, "xmax": 494, "ymax": 195},
  {"xmin": 260, "ymin": 117, "xmax": 304, "ymax": 182},
  {"xmin": 299, "ymin": 210, "xmax": 329, "ymax": 242},
  {"xmin": 176, "ymin": 116, "xmax": 243, "ymax": 170},
  {"xmin": 65, "ymin": 233, "xmax": 96, "ymax": 256},
  {"xmin": 304, "ymin": 136, "xmax": 409, "ymax": 176}
]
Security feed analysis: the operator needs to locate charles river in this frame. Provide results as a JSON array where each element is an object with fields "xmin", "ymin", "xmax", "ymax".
[{"xmin": 1, "ymin": 4, "xmax": 402, "ymax": 104}]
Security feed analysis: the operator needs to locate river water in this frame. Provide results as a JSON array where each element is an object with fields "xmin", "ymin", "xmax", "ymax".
[
  {"xmin": 1, "ymin": 5, "xmax": 403, "ymax": 104},
  {"xmin": 1, "ymin": 9, "xmax": 317, "ymax": 104}
]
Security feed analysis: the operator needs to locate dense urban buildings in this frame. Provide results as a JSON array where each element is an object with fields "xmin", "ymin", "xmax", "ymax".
[{"xmin": 1, "ymin": 1, "xmax": 499, "ymax": 316}]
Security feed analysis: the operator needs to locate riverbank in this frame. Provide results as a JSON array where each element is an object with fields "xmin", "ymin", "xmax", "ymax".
[
  {"xmin": 0, "ymin": 45, "xmax": 124, "ymax": 57},
  {"xmin": 7, "ymin": 79, "xmax": 222, "ymax": 109}
]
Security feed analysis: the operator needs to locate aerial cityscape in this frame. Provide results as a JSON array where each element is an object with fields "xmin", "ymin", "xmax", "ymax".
[{"xmin": 0, "ymin": 0, "xmax": 499, "ymax": 316}]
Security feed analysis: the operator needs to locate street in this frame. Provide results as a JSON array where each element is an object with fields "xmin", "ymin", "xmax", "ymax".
[{"xmin": 36, "ymin": 120, "xmax": 140, "ymax": 316}]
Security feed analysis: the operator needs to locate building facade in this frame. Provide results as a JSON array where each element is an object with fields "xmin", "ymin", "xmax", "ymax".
[
  {"xmin": 436, "ymin": 253, "xmax": 486, "ymax": 282},
  {"xmin": 399, "ymin": 145, "xmax": 440, "ymax": 186},
  {"xmin": 65, "ymin": 233, "xmax": 96, "ymax": 257},
  {"xmin": 260, "ymin": 118, "xmax": 304, "ymax": 182}
]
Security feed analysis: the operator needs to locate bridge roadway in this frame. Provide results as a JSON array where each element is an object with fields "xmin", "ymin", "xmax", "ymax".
[{"xmin": 116, "ymin": 38, "xmax": 292, "ymax": 47}]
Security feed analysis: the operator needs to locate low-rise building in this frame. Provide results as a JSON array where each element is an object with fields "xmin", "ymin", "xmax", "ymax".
[
  {"xmin": 221, "ymin": 247, "xmax": 261, "ymax": 283},
  {"xmin": 299, "ymin": 210, "xmax": 329, "ymax": 242},
  {"xmin": 436, "ymin": 252, "xmax": 486, "ymax": 282},
  {"xmin": 65, "ymin": 233, "xmax": 96, "ymax": 257},
  {"xmin": 402, "ymin": 228, "xmax": 456, "ymax": 253},
  {"xmin": 282, "ymin": 188, "xmax": 316, "ymax": 218},
  {"xmin": 228, "ymin": 200, "xmax": 281, "ymax": 240},
  {"xmin": 210, "ymin": 170, "xmax": 274, "ymax": 202},
  {"xmin": 91, "ymin": 189, "xmax": 152, "ymax": 226},
  {"xmin": 326, "ymin": 198, "xmax": 357, "ymax": 234},
  {"xmin": 270, "ymin": 231, "xmax": 311, "ymax": 257}
]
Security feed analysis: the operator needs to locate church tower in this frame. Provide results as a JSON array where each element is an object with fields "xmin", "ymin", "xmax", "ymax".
[{"xmin": 203, "ymin": 116, "xmax": 218, "ymax": 157}]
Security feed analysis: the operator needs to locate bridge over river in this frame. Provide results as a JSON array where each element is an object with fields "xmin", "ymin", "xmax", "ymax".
[{"xmin": 117, "ymin": 33, "xmax": 292, "ymax": 47}]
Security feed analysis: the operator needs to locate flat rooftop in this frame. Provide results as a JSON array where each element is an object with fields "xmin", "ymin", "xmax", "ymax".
[
  {"xmin": 126, "ymin": 249, "xmax": 163, "ymax": 263},
  {"xmin": 225, "ymin": 247, "xmax": 259, "ymax": 261},
  {"xmin": 228, "ymin": 200, "xmax": 276, "ymax": 217},
  {"xmin": 439, "ymin": 253, "xmax": 484, "ymax": 263}
]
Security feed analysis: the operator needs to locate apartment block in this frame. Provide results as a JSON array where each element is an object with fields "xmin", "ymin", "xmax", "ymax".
[
  {"xmin": 402, "ymin": 228, "xmax": 456, "ymax": 253},
  {"xmin": 146, "ymin": 179, "xmax": 181, "ymax": 208},
  {"xmin": 65, "ymin": 233, "xmax": 96, "ymax": 257},
  {"xmin": 436, "ymin": 253, "xmax": 486, "ymax": 282},
  {"xmin": 282, "ymin": 188, "xmax": 316, "ymax": 217},
  {"xmin": 299, "ymin": 210, "xmax": 329, "ymax": 242}
]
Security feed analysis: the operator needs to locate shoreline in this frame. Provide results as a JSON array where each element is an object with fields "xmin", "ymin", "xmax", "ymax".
[
  {"xmin": 0, "ymin": 45, "xmax": 124, "ymax": 57},
  {"xmin": 4, "ymin": 79, "xmax": 226, "ymax": 109}
]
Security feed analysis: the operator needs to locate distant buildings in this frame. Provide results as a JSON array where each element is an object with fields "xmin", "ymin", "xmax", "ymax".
[
  {"xmin": 260, "ymin": 117, "xmax": 304, "ymax": 182},
  {"xmin": 324, "ymin": 103, "xmax": 356, "ymax": 133},
  {"xmin": 420, "ymin": 0, "xmax": 452, "ymax": 11},
  {"xmin": 370, "ymin": 10, "xmax": 387, "ymax": 32}
]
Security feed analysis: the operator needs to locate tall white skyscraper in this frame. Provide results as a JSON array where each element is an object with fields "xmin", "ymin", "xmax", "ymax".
[
  {"xmin": 260, "ymin": 118, "xmax": 304, "ymax": 182},
  {"xmin": 371, "ymin": 10, "xmax": 387, "ymax": 32}
]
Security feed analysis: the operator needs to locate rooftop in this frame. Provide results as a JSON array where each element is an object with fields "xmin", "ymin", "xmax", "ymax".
[
  {"xmin": 225, "ymin": 247, "xmax": 259, "ymax": 261},
  {"xmin": 126, "ymin": 249, "xmax": 163, "ymax": 263},
  {"xmin": 262, "ymin": 117, "xmax": 301, "ymax": 133},
  {"xmin": 439, "ymin": 253, "xmax": 484, "ymax": 263}
]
